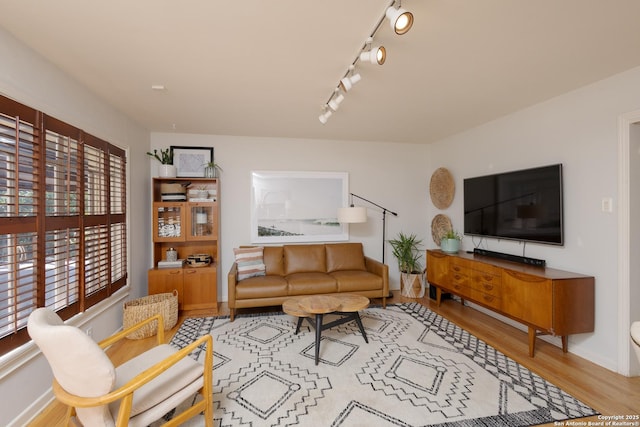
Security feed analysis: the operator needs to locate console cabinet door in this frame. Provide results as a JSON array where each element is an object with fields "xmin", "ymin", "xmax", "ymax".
[
  {"xmin": 426, "ymin": 250, "xmax": 449, "ymax": 286},
  {"xmin": 501, "ymin": 270, "xmax": 552, "ymax": 329}
]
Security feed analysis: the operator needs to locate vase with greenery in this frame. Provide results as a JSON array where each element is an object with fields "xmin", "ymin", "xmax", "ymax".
[
  {"xmin": 146, "ymin": 148, "xmax": 176, "ymax": 177},
  {"xmin": 440, "ymin": 229, "xmax": 462, "ymax": 253},
  {"xmin": 388, "ymin": 232, "xmax": 425, "ymax": 298},
  {"xmin": 203, "ymin": 161, "xmax": 223, "ymax": 178}
]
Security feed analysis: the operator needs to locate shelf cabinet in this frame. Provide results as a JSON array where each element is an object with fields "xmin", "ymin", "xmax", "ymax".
[
  {"xmin": 426, "ymin": 249, "xmax": 594, "ymax": 357},
  {"xmin": 148, "ymin": 178, "xmax": 219, "ymax": 312},
  {"xmin": 153, "ymin": 203, "xmax": 186, "ymax": 241},
  {"xmin": 148, "ymin": 268, "xmax": 184, "ymax": 306},
  {"xmin": 183, "ymin": 267, "xmax": 217, "ymax": 310}
]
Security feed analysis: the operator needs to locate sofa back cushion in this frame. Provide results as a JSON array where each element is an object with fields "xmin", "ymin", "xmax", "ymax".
[
  {"xmin": 284, "ymin": 244, "xmax": 326, "ymax": 275},
  {"xmin": 263, "ymin": 246, "xmax": 285, "ymax": 276},
  {"xmin": 326, "ymin": 242, "xmax": 366, "ymax": 272}
]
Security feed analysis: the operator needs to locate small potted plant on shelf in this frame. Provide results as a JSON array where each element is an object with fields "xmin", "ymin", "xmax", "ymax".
[
  {"xmin": 440, "ymin": 229, "xmax": 462, "ymax": 253},
  {"xmin": 388, "ymin": 232, "xmax": 425, "ymax": 298},
  {"xmin": 203, "ymin": 161, "xmax": 223, "ymax": 178},
  {"xmin": 147, "ymin": 148, "xmax": 176, "ymax": 178}
]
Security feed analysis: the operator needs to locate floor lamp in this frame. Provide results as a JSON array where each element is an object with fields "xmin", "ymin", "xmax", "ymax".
[{"xmin": 337, "ymin": 193, "xmax": 398, "ymax": 264}]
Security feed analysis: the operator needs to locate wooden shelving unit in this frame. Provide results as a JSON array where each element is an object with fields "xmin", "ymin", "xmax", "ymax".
[{"xmin": 148, "ymin": 177, "xmax": 219, "ymax": 312}]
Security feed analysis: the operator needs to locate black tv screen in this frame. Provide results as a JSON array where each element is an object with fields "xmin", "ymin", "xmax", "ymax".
[{"xmin": 463, "ymin": 164, "xmax": 563, "ymax": 245}]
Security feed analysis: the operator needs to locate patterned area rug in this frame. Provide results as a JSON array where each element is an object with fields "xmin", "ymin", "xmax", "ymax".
[{"xmin": 161, "ymin": 303, "xmax": 597, "ymax": 426}]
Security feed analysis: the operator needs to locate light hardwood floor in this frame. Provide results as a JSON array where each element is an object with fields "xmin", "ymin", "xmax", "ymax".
[{"xmin": 29, "ymin": 291, "xmax": 640, "ymax": 426}]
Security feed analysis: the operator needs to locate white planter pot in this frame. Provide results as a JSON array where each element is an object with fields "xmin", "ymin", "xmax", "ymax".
[
  {"xmin": 158, "ymin": 164, "xmax": 177, "ymax": 178},
  {"xmin": 400, "ymin": 272, "xmax": 425, "ymax": 298}
]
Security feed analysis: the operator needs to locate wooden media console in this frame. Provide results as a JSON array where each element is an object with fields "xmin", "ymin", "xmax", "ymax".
[{"xmin": 426, "ymin": 249, "xmax": 595, "ymax": 357}]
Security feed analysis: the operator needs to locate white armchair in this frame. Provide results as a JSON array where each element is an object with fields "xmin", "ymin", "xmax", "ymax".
[{"xmin": 27, "ymin": 308, "xmax": 213, "ymax": 427}]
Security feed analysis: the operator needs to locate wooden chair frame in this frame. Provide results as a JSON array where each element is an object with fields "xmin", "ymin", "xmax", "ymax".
[{"xmin": 50, "ymin": 314, "xmax": 213, "ymax": 427}]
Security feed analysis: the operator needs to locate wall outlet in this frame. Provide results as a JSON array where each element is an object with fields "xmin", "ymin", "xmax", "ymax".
[
  {"xmin": 601, "ymin": 197, "xmax": 613, "ymax": 213},
  {"xmin": 85, "ymin": 327, "xmax": 93, "ymax": 337}
]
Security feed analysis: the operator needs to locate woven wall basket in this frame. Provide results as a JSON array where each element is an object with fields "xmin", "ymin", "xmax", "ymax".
[
  {"xmin": 431, "ymin": 214, "xmax": 453, "ymax": 245},
  {"xmin": 429, "ymin": 167, "xmax": 455, "ymax": 209},
  {"xmin": 123, "ymin": 290, "xmax": 178, "ymax": 339}
]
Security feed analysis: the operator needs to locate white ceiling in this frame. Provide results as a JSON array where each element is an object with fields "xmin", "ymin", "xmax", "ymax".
[{"xmin": 2, "ymin": 0, "xmax": 640, "ymax": 144}]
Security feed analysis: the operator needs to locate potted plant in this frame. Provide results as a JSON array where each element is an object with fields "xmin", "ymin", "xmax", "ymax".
[
  {"xmin": 440, "ymin": 229, "xmax": 462, "ymax": 253},
  {"xmin": 146, "ymin": 148, "xmax": 176, "ymax": 177},
  {"xmin": 196, "ymin": 185, "xmax": 209, "ymax": 199},
  {"xmin": 388, "ymin": 232, "xmax": 425, "ymax": 298},
  {"xmin": 203, "ymin": 161, "xmax": 223, "ymax": 178}
]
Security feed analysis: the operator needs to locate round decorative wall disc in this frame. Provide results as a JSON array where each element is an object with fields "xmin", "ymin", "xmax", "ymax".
[
  {"xmin": 431, "ymin": 214, "xmax": 452, "ymax": 245},
  {"xmin": 429, "ymin": 167, "xmax": 455, "ymax": 209}
]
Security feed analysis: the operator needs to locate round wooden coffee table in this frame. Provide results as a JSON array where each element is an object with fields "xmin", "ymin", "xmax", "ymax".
[{"xmin": 283, "ymin": 294, "xmax": 369, "ymax": 365}]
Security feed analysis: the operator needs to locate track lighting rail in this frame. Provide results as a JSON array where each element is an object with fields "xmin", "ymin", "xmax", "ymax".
[{"xmin": 319, "ymin": 0, "xmax": 414, "ymax": 123}]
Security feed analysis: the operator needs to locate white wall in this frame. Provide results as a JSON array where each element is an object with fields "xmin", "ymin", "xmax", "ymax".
[
  {"xmin": 427, "ymin": 66, "xmax": 640, "ymax": 372},
  {"xmin": 150, "ymin": 133, "xmax": 431, "ymax": 299},
  {"xmin": 0, "ymin": 27, "xmax": 151, "ymax": 426}
]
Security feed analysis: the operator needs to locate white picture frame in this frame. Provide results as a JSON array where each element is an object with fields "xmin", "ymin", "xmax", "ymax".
[{"xmin": 250, "ymin": 171, "xmax": 349, "ymax": 243}]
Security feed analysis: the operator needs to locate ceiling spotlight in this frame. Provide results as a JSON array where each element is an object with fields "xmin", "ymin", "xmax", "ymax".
[
  {"xmin": 360, "ymin": 45, "xmax": 386, "ymax": 65},
  {"xmin": 319, "ymin": 107, "xmax": 333, "ymax": 124},
  {"xmin": 339, "ymin": 73, "xmax": 361, "ymax": 92},
  {"xmin": 386, "ymin": 5, "xmax": 414, "ymax": 35},
  {"xmin": 328, "ymin": 92, "xmax": 345, "ymax": 111}
]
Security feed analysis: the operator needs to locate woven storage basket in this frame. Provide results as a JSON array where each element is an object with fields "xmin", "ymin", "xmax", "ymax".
[{"xmin": 123, "ymin": 290, "xmax": 178, "ymax": 339}]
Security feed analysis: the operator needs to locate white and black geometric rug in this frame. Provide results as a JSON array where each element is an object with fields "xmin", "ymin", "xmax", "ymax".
[{"xmin": 162, "ymin": 302, "xmax": 597, "ymax": 426}]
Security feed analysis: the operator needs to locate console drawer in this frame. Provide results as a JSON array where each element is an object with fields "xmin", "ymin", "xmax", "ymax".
[
  {"xmin": 451, "ymin": 270, "xmax": 472, "ymax": 287},
  {"xmin": 468, "ymin": 288, "xmax": 501, "ymax": 310},
  {"xmin": 470, "ymin": 272, "xmax": 501, "ymax": 296}
]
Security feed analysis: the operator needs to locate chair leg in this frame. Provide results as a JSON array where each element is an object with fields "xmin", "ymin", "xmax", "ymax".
[
  {"xmin": 203, "ymin": 334, "xmax": 214, "ymax": 427},
  {"xmin": 65, "ymin": 406, "xmax": 78, "ymax": 427},
  {"xmin": 203, "ymin": 386, "xmax": 214, "ymax": 427},
  {"xmin": 230, "ymin": 308, "xmax": 235, "ymax": 321},
  {"xmin": 382, "ymin": 296, "xmax": 387, "ymax": 308}
]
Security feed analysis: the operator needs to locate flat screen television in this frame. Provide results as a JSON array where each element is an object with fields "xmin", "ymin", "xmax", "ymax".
[{"xmin": 463, "ymin": 164, "xmax": 563, "ymax": 245}]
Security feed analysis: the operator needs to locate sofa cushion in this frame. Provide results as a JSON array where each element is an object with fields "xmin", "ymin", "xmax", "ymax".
[
  {"xmin": 233, "ymin": 247, "xmax": 266, "ymax": 280},
  {"xmin": 284, "ymin": 244, "xmax": 326, "ymax": 275},
  {"xmin": 236, "ymin": 275, "xmax": 288, "ymax": 299},
  {"xmin": 326, "ymin": 243, "xmax": 366, "ymax": 273},
  {"xmin": 330, "ymin": 270, "xmax": 383, "ymax": 292},
  {"xmin": 286, "ymin": 273, "xmax": 337, "ymax": 295},
  {"xmin": 263, "ymin": 246, "xmax": 284, "ymax": 276}
]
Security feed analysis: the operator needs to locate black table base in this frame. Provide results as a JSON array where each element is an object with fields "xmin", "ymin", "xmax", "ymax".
[{"xmin": 294, "ymin": 311, "xmax": 369, "ymax": 365}]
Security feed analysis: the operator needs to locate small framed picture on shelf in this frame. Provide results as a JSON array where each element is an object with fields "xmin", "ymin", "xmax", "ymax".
[{"xmin": 170, "ymin": 146, "xmax": 214, "ymax": 177}]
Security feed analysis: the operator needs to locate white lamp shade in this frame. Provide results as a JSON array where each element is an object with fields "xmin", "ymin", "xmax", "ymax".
[{"xmin": 337, "ymin": 206, "xmax": 367, "ymax": 223}]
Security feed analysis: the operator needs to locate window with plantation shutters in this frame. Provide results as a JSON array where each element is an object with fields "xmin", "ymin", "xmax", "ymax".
[
  {"xmin": 0, "ymin": 98, "xmax": 39, "ymax": 352},
  {"xmin": 44, "ymin": 120, "xmax": 81, "ymax": 319},
  {"xmin": 0, "ymin": 95, "xmax": 128, "ymax": 356}
]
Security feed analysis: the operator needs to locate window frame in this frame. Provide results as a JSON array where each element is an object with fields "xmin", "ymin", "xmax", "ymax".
[{"xmin": 0, "ymin": 94, "xmax": 128, "ymax": 356}]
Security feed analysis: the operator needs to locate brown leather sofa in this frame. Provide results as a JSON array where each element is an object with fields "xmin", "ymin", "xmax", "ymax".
[{"xmin": 227, "ymin": 242, "xmax": 388, "ymax": 320}]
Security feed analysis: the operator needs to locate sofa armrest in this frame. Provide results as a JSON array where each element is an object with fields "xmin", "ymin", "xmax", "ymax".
[
  {"xmin": 227, "ymin": 262, "xmax": 238, "ymax": 309},
  {"xmin": 364, "ymin": 256, "xmax": 389, "ymax": 296}
]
